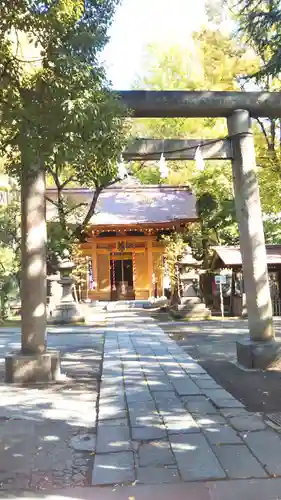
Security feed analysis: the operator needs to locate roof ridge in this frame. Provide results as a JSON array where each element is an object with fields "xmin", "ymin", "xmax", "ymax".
[{"xmin": 46, "ymin": 184, "xmax": 192, "ymax": 193}]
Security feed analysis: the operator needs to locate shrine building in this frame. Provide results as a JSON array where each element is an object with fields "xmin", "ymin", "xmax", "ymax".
[{"xmin": 46, "ymin": 180, "xmax": 198, "ymax": 301}]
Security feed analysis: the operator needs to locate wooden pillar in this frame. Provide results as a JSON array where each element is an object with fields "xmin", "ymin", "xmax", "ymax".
[
  {"xmin": 147, "ymin": 240, "xmax": 153, "ymax": 298},
  {"xmin": 227, "ymin": 109, "xmax": 274, "ymax": 341}
]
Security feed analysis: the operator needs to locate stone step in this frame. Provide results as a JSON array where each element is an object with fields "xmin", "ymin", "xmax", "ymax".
[
  {"xmin": 177, "ymin": 304, "xmax": 209, "ymax": 312},
  {"xmin": 170, "ymin": 301, "xmax": 211, "ymax": 320}
]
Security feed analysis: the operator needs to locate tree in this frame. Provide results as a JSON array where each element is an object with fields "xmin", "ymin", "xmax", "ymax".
[
  {"xmin": 226, "ymin": 0, "xmax": 281, "ymax": 236},
  {"xmin": 0, "ymin": 1, "xmax": 129, "ymax": 254},
  {"xmin": 162, "ymin": 232, "xmax": 187, "ymax": 304},
  {"xmin": 228, "ymin": 0, "xmax": 281, "ymax": 79},
  {"xmin": 132, "ymin": 28, "xmax": 251, "ymax": 264},
  {"xmin": 0, "ymin": 181, "xmax": 21, "ymax": 319},
  {"xmin": 190, "ymin": 164, "xmax": 239, "ymax": 264}
]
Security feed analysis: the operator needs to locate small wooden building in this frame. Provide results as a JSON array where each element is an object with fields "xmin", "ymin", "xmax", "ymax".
[
  {"xmin": 210, "ymin": 245, "xmax": 281, "ymax": 316},
  {"xmin": 46, "ymin": 181, "xmax": 198, "ymax": 302}
]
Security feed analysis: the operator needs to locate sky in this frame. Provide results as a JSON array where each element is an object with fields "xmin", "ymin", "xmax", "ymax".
[{"xmin": 101, "ymin": 0, "xmax": 206, "ymax": 89}]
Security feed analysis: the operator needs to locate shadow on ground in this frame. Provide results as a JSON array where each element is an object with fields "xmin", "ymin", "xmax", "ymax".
[
  {"xmin": 164, "ymin": 319, "xmax": 281, "ymax": 414},
  {"xmin": 0, "ymin": 335, "xmax": 103, "ymax": 492}
]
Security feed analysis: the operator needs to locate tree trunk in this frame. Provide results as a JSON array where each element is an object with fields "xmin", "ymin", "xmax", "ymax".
[{"xmin": 75, "ymin": 186, "xmax": 102, "ymax": 240}]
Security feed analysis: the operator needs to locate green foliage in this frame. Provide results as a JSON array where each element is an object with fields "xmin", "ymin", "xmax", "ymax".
[
  {"xmin": 229, "ymin": 0, "xmax": 281, "ymax": 231},
  {"xmin": 0, "ymin": 0, "xmax": 130, "ymax": 259},
  {"xmin": 0, "ymin": 191, "xmax": 20, "ymax": 319},
  {"xmin": 263, "ymin": 216, "xmax": 281, "ymax": 244},
  {"xmin": 133, "ymin": 24, "xmax": 281, "ymax": 254},
  {"xmin": 0, "ymin": 247, "xmax": 18, "ymax": 320},
  {"xmin": 132, "ymin": 29, "xmax": 247, "ymax": 263},
  {"xmin": 229, "ymin": 0, "xmax": 281, "ymax": 80},
  {"xmin": 187, "ymin": 163, "xmax": 239, "ymax": 263},
  {"xmin": 162, "ymin": 232, "xmax": 187, "ymax": 287}
]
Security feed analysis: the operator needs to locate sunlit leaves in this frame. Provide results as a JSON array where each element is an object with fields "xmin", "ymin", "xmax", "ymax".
[
  {"xmin": 0, "ymin": 0, "xmax": 130, "ymax": 264},
  {"xmin": 132, "ymin": 28, "xmax": 248, "ymax": 262},
  {"xmin": 229, "ymin": 0, "xmax": 281, "ymax": 79}
]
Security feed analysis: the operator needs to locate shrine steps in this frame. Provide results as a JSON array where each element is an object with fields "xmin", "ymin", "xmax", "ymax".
[{"xmin": 89, "ymin": 298, "xmax": 168, "ymax": 313}]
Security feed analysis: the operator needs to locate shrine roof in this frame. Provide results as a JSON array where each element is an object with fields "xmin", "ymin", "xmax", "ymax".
[
  {"xmin": 46, "ymin": 184, "xmax": 198, "ymax": 226},
  {"xmin": 212, "ymin": 245, "xmax": 281, "ymax": 267}
]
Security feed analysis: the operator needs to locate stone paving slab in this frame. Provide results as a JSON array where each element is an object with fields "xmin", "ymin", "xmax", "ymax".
[
  {"xmin": 138, "ymin": 440, "xmax": 176, "ymax": 467},
  {"xmin": 136, "ymin": 465, "xmax": 180, "ymax": 484},
  {"xmin": 169, "ymin": 433, "xmax": 226, "ymax": 481},
  {"xmin": 98, "ymin": 404, "xmax": 127, "ymax": 421},
  {"xmin": 204, "ymin": 388, "xmax": 236, "ymax": 402},
  {"xmin": 131, "ymin": 425, "xmax": 167, "ymax": 441},
  {"xmin": 203, "ymin": 425, "xmax": 243, "ymax": 445},
  {"xmin": 229, "ymin": 415, "xmax": 267, "ymax": 431},
  {"xmin": 195, "ymin": 378, "xmax": 222, "ymax": 390},
  {"xmin": 220, "ymin": 408, "xmax": 249, "ymax": 418},
  {"xmin": 194, "ymin": 415, "xmax": 229, "ymax": 428},
  {"xmin": 243, "ymin": 429, "xmax": 281, "ymax": 475},
  {"xmin": 131, "ymin": 413, "xmax": 164, "ymax": 428},
  {"xmin": 99, "ymin": 418, "xmax": 128, "ymax": 427},
  {"xmin": 96, "ymin": 424, "xmax": 131, "ymax": 453},
  {"xmin": 92, "ymin": 451, "xmax": 135, "ymax": 485},
  {"xmin": 154, "ymin": 394, "xmax": 185, "ymax": 411},
  {"xmin": 164, "ymin": 413, "xmax": 200, "ymax": 435},
  {"xmin": 181, "ymin": 395, "xmax": 218, "ymax": 415},
  {"xmin": 171, "ymin": 377, "xmax": 202, "ymax": 396},
  {"xmin": 213, "ymin": 444, "xmax": 268, "ymax": 479},
  {"xmin": 147, "ymin": 378, "xmax": 174, "ymax": 392},
  {"xmin": 214, "ymin": 398, "xmax": 245, "ymax": 409},
  {"xmin": 126, "ymin": 390, "xmax": 154, "ymax": 404}
]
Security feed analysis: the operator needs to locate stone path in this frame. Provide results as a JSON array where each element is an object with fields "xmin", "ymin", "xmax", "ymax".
[
  {"xmin": 92, "ymin": 312, "xmax": 281, "ymax": 485},
  {"xmin": 2, "ymin": 314, "xmax": 281, "ymax": 493}
]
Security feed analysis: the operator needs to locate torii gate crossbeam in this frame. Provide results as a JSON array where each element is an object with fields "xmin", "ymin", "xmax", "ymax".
[{"xmin": 116, "ymin": 90, "xmax": 281, "ymax": 118}]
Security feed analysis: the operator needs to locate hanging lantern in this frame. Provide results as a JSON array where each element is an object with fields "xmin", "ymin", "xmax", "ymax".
[
  {"xmin": 195, "ymin": 146, "xmax": 205, "ymax": 171},
  {"xmin": 111, "ymin": 253, "xmax": 116, "ymax": 291},
  {"xmin": 159, "ymin": 153, "xmax": 169, "ymax": 179}
]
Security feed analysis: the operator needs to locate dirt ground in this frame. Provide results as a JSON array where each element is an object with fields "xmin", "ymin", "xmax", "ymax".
[{"xmin": 158, "ymin": 318, "xmax": 281, "ymax": 414}]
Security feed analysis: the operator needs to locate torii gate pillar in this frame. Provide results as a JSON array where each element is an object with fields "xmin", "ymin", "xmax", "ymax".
[
  {"xmin": 227, "ymin": 110, "xmax": 279, "ymax": 368},
  {"xmin": 5, "ymin": 162, "xmax": 60, "ymax": 383}
]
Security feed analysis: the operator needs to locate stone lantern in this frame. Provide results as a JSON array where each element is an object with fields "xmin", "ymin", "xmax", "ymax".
[
  {"xmin": 170, "ymin": 246, "xmax": 211, "ymax": 319},
  {"xmin": 51, "ymin": 249, "xmax": 84, "ymax": 324}
]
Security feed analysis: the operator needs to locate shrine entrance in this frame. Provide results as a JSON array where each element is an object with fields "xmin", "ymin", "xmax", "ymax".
[
  {"xmin": 13, "ymin": 90, "xmax": 281, "ymax": 385},
  {"xmin": 110, "ymin": 253, "xmax": 135, "ymax": 301}
]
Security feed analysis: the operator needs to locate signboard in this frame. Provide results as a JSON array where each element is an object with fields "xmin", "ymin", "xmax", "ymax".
[{"xmin": 215, "ymin": 275, "xmax": 227, "ymax": 285}]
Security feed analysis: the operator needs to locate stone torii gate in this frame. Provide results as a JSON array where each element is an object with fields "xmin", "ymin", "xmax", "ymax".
[
  {"xmin": 5, "ymin": 91, "xmax": 281, "ymax": 383},
  {"xmin": 118, "ymin": 90, "xmax": 281, "ymax": 370}
]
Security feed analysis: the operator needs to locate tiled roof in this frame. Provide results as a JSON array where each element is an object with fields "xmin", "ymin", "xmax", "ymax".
[
  {"xmin": 46, "ymin": 184, "xmax": 198, "ymax": 226},
  {"xmin": 213, "ymin": 245, "xmax": 281, "ymax": 266}
]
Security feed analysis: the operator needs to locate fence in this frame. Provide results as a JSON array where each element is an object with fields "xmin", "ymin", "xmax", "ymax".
[{"xmin": 272, "ymin": 298, "xmax": 281, "ymax": 316}]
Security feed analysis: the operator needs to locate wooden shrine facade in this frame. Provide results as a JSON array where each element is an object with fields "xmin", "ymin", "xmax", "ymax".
[
  {"xmin": 46, "ymin": 182, "xmax": 198, "ymax": 301},
  {"xmin": 81, "ymin": 231, "xmax": 166, "ymax": 301}
]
